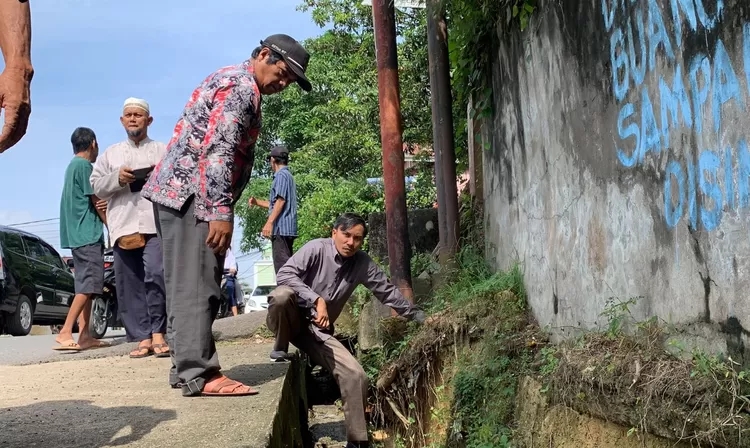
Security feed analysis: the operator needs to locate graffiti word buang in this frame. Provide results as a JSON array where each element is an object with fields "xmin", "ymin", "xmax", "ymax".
[{"xmin": 601, "ymin": 0, "xmax": 750, "ymax": 231}]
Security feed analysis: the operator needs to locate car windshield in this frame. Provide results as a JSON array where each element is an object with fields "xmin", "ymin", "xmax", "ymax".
[{"xmin": 252, "ymin": 285, "xmax": 276, "ymax": 296}]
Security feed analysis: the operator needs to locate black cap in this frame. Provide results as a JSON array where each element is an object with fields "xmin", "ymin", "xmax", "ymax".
[
  {"xmin": 268, "ymin": 145, "xmax": 289, "ymax": 159},
  {"xmin": 260, "ymin": 34, "xmax": 311, "ymax": 92}
]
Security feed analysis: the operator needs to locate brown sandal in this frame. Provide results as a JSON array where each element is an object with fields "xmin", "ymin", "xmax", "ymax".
[
  {"xmin": 152, "ymin": 343, "xmax": 170, "ymax": 358},
  {"xmin": 129, "ymin": 345, "xmax": 152, "ymax": 358},
  {"xmin": 53, "ymin": 340, "xmax": 82, "ymax": 351},
  {"xmin": 201, "ymin": 375, "xmax": 258, "ymax": 396}
]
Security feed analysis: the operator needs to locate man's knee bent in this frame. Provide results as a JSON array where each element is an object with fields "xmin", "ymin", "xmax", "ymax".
[{"xmin": 268, "ymin": 286, "xmax": 296, "ymax": 308}]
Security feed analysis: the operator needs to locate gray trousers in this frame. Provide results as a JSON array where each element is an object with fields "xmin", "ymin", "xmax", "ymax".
[
  {"xmin": 267, "ymin": 286, "xmax": 369, "ymax": 442},
  {"xmin": 154, "ymin": 196, "xmax": 224, "ymax": 396},
  {"xmin": 113, "ymin": 235, "xmax": 167, "ymax": 343}
]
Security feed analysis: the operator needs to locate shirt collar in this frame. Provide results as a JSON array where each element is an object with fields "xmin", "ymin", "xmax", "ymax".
[
  {"xmin": 126, "ymin": 136, "xmax": 153, "ymax": 148},
  {"xmin": 327, "ymin": 238, "xmax": 359, "ymax": 265},
  {"xmin": 327, "ymin": 238, "xmax": 344, "ymax": 264},
  {"xmin": 273, "ymin": 166, "xmax": 289, "ymax": 177}
]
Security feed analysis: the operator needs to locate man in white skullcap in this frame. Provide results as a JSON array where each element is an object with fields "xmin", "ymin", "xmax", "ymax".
[{"xmin": 90, "ymin": 98, "xmax": 170, "ymax": 359}]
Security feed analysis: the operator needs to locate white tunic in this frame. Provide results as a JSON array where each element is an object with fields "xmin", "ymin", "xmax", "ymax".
[{"xmin": 90, "ymin": 137, "xmax": 167, "ymax": 244}]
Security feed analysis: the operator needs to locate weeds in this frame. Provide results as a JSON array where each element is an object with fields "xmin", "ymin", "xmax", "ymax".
[
  {"xmin": 366, "ymin": 239, "xmax": 541, "ymax": 447},
  {"xmin": 548, "ymin": 297, "xmax": 750, "ymax": 447},
  {"xmin": 426, "ymin": 244, "xmax": 526, "ymax": 312}
]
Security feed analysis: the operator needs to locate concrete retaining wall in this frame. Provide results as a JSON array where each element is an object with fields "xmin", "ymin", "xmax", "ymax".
[
  {"xmin": 267, "ymin": 355, "xmax": 308, "ymax": 447},
  {"xmin": 483, "ymin": 0, "xmax": 750, "ymax": 356}
]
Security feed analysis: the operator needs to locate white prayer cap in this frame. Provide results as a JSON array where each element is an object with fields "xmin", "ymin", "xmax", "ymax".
[{"xmin": 123, "ymin": 97, "xmax": 150, "ymax": 114}]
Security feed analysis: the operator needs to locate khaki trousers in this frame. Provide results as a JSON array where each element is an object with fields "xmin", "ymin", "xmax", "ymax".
[{"xmin": 266, "ymin": 286, "xmax": 369, "ymax": 442}]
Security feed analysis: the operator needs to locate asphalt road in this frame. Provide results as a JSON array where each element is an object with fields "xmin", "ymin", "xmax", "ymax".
[{"xmin": 0, "ymin": 311, "xmax": 267, "ymax": 366}]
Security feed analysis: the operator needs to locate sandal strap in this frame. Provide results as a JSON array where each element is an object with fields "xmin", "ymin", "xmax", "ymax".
[{"xmin": 206, "ymin": 376, "xmax": 247, "ymax": 394}]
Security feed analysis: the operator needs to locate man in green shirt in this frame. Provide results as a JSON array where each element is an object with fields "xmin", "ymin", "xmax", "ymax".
[{"xmin": 55, "ymin": 127, "xmax": 108, "ymax": 351}]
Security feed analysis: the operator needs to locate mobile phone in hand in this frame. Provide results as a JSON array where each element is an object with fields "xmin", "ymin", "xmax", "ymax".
[{"xmin": 131, "ymin": 166, "xmax": 154, "ymax": 181}]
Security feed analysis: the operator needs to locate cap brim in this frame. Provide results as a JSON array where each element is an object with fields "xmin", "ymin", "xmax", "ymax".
[{"xmin": 283, "ymin": 56, "xmax": 311, "ymax": 92}]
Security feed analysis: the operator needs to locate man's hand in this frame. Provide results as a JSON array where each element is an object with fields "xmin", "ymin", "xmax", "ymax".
[
  {"xmin": 229, "ymin": 268, "xmax": 237, "ymax": 275},
  {"xmin": 262, "ymin": 221, "xmax": 273, "ymax": 239},
  {"xmin": 118, "ymin": 166, "xmax": 135, "ymax": 185},
  {"xmin": 95, "ymin": 199, "xmax": 107, "ymax": 213},
  {"xmin": 313, "ymin": 297, "xmax": 329, "ymax": 329},
  {"xmin": 0, "ymin": 67, "xmax": 32, "ymax": 153},
  {"xmin": 248, "ymin": 197, "xmax": 258, "ymax": 207},
  {"xmin": 206, "ymin": 220, "xmax": 233, "ymax": 255}
]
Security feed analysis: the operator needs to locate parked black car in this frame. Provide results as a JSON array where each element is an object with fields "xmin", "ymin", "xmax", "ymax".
[{"xmin": 0, "ymin": 226, "xmax": 118, "ymax": 337}]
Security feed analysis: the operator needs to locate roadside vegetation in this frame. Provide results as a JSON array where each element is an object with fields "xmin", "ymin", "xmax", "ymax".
[{"xmin": 363, "ymin": 257, "xmax": 750, "ymax": 447}]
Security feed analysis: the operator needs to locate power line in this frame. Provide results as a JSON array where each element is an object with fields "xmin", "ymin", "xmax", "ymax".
[
  {"xmin": 238, "ymin": 262, "xmax": 274, "ymax": 279},
  {"xmin": 5, "ymin": 217, "xmax": 59, "ymax": 226}
]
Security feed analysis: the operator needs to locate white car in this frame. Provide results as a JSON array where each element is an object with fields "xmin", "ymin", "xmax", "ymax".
[{"xmin": 244, "ymin": 285, "xmax": 275, "ymax": 313}]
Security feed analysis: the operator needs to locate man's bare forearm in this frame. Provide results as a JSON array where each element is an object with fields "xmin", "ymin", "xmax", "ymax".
[
  {"xmin": 96, "ymin": 210, "xmax": 107, "ymax": 226},
  {"xmin": 0, "ymin": 0, "xmax": 33, "ymax": 74}
]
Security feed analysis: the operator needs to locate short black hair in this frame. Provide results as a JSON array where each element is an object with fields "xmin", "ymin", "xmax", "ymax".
[
  {"xmin": 71, "ymin": 127, "xmax": 96, "ymax": 154},
  {"xmin": 251, "ymin": 46, "xmax": 284, "ymax": 65},
  {"xmin": 333, "ymin": 213, "xmax": 368, "ymax": 238}
]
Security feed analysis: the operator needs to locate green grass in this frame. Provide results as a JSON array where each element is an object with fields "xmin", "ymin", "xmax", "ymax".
[{"xmin": 427, "ymin": 245, "xmax": 526, "ymax": 312}]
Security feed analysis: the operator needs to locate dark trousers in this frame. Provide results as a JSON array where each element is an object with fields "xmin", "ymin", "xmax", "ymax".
[
  {"xmin": 155, "ymin": 196, "xmax": 224, "ymax": 395},
  {"xmin": 224, "ymin": 276, "xmax": 236, "ymax": 307},
  {"xmin": 267, "ymin": 286, "xmax": 369, "ymax": 442},
  {"xmin": 113, "ymin": 234, "xmax": 167, "ymax": 343},
  {"xmin": 271, "ymin": 235, "xmax": 295, "ymax": 273}
]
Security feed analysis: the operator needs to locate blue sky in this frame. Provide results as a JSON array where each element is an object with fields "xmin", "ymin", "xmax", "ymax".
[{"xmin": 0, "ymin": 0, "xmax": 324, "ymax": 284}]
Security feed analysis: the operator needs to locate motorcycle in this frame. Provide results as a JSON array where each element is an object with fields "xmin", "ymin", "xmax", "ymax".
[
  {"xmin": 89, "ymin": 248, "xmax": 121, "ymax": 339},
  {"xmin": 216, "ymin": 269, "xmax": 244, "ymax": 320}
]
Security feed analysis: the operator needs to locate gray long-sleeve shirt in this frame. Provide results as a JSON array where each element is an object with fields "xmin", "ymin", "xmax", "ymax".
[{"xmin": 276, "ymin": 237, "xmax": 424, "ymax": 340}]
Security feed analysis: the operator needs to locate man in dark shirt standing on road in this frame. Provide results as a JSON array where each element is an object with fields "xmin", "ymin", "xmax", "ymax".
[
  {"xmin": 248, "ymin": 145, "xmax": 298, "ymax": 272},
  {"xmin": 143, "ymin": 34, "xmax": 311, "ymax": 397},
  {"xmin": 268, "ymin": 213, "xmax": 425, "ymax": 448}
]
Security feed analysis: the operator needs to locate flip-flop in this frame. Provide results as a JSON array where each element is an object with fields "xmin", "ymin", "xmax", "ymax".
[
  {"xmin": 129, "ymin": 346, "xmax": 152, "ymax": 358},
  {"xmin": 201, "ymin": 375, "xmax": 259, "ymax": 396},
  {"xmin": 80, "ymin": 340, "xmax": 112, "ymax": 351},
  {"xmin": 53, "ymin": 340, "xmax": 82, "ymax": 351},
  {"xmin": 152, "ymin": 343, "xmax": 170, "ymax": 358}
]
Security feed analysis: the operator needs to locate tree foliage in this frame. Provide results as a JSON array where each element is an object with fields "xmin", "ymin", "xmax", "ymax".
[{"xmin": 446, "ymin": 0, "xmax": 536, "ymax": 117}]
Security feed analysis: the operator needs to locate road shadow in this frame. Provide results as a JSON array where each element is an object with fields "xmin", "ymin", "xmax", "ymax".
[
  {"xmin": 0, "ymin": 399, "xmax": 177, "ymax": 447},
  {"xmin": 222, "ymin": 362, "xmax": 288, "ymax": 387}
]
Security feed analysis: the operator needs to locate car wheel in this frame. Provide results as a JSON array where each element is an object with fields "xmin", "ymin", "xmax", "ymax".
[
  {"xmin": 89, "ymin": 296, "xmax": 108, "ymax": 339},
  {"xmin": 7, "ymin": 295, "xmax": 33, "ymax": 336}
]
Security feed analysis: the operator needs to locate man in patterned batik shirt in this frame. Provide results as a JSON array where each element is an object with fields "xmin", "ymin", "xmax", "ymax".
[{"xmin": 142, "ymin": 34, "xmax": 311, "ymax": 397}]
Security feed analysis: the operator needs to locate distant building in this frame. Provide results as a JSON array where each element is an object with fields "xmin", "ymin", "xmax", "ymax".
[{"xmin": 252, "ymin": 243, "xmax": 276, "ymax": 289}]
